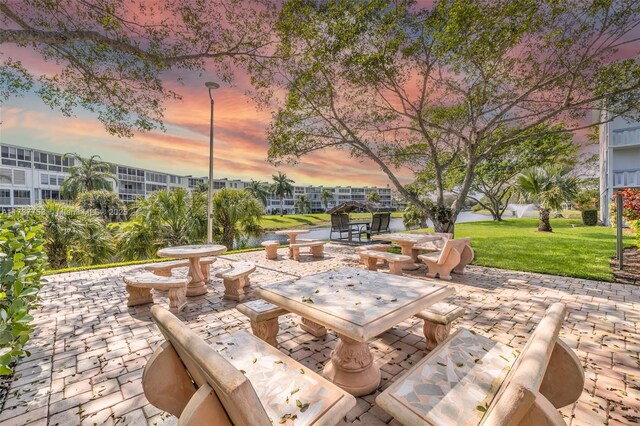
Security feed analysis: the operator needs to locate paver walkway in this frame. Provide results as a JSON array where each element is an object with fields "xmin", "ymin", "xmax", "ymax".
[{"xmin": 0, "ymin": 244, "xmax": 638, "ymax": 425}]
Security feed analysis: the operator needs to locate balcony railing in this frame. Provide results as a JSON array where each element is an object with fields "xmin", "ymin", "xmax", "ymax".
[
  {"xmin": 13, "ymin": 197, "xmax": 31, "ymax": 205},
  {"xmin": 612, "ymin": 126, "xmax": 640, "ymax": 148},
  {"xmin": 613, "ymin": 169, "xmax": 640, "ymax": 188},
  {"xmin": 0, "ymin": 197, "xmax": 10, "ymax": 205}
]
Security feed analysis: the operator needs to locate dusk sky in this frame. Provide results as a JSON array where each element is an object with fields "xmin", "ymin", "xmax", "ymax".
[
  {"xmin": 1, "ymin": 43, "xmax": 407, "ymax": 188},
  {"xmin": 1, "ymin": 1, "xmax": 638, "ymax": 187}
]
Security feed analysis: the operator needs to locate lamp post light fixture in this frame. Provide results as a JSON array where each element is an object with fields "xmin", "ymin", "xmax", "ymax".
[{"xmin": 205, "ymin": 81, "xmax": 220, "ymax": 244}]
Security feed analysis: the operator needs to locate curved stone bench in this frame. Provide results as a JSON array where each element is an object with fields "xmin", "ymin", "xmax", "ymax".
[
  {"xmin": 414, "ymin": 302, "xmax": 465, "ymax": 352},
  {"xmin": 145, "ymin": 256, "xmax": 217, "ymax": 280},
  {"xmin": 144, "ymin": 306, "xmax": 356, "ymax": 425},
  {"xmin": 377, "ymin": 303, "xmax": 584, "ymax": 426},
  {"xmin": 290, "ymin": 241, "xmax": 325, "ymax": 261},
  {"xmin": 359, "ymin": 250, "xmax": 412, "ymax": 275},
  {"xmin": 122, "ymin": 272, "xmax": 190, "ymax": 312},
  {"xmin": 260, "ymin": 240, "xmax": 279, "ymax": 260},
  {"xmin": 215, "ymin": 262, "xmax": 256, "ymax": 301}
]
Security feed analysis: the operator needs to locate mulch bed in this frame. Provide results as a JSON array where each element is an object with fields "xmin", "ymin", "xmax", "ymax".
[
  {"xmin": 612, "ymin": 247, "xmax": 640, "ymax": 285},
  {"xmin": 0, "ymin": 363, "xmax": 16, "ymax": 413}
]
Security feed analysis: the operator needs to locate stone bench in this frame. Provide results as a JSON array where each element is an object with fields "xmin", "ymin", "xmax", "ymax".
[
  {"xmin": 418, "ymin": 238, "xmax": 472, "ymax": 280},
  {"xmin": 144, "ymin": 306, "xmax": 356, "ymax": 425},
  {"xmin": 215, "ymin": 261, "xmax": 256, "ymax": 301},
  {"xmin": 359, "ymin": 250, "xmax": 412, "ymax": 275},
  {"xmin": 377, "ymin": 303, "xmax": 584, "ymax": 426},
  {"xmin": 122, "ymin": 272, "xmax": 190, "ymax": 312},
  {"xmin": 260, "ymin": 240, "xmax": 280, "ymax": 260},
  {"xmin": 290, "ymin": 240, "xmax": 325, "ymax": 261},
  {"xmin": 356, "ymin": 243, "xmax": 393, "ymax": 265},
  {"xmin": 145, "ymin": 256, "xmax": 217, "ymax": 280},
  {"xmin": 236, "ymin": 300, "xmax": 288, "ymax": 346},
  {"xmin": 414, "ymin": 302, "xmax": 465, "ymax": 352}
]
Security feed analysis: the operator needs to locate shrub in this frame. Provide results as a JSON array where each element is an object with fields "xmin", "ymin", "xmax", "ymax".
[
  {"xmin": 0, "ymin": 216, "xmax": 47, "ymax": 375},
  {"xmin": 581, "ymin": 210, "xmax": 597, "ymax": 226},
  {"xmin": 574, "ymin": 189, "xmax": 599, "ymax": 211},
  {"xmin": 77, "ymin": 190, "xmax": 128, "ymax": 222}
]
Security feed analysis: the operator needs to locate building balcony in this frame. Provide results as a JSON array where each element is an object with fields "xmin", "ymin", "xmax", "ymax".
[
  {"xmin": 613, "ymin": 169, "xmax": 640, "ymax": 188},
  {"xmin": 612, "ymin": 126, "xmax": 640, "ymax": 149}
]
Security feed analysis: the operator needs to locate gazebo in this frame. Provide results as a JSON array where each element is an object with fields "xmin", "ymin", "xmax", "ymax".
[{"xmin": 327, "ymin": 201, "xmax": 392, "ymax": 241}]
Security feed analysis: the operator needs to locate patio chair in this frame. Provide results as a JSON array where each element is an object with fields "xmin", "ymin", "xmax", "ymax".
[
  {"xmin": 329, "ymin": 213, "xmax": 353, "ymax": 240},
  {"xmin": 379, "ymin": 213, "xmax": 391, "ymax": 233}
]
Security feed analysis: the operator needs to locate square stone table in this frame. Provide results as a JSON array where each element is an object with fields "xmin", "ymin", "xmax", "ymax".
[{"xmin": 256, "ymin": 267, "xmax": 454, "ymax": 396}]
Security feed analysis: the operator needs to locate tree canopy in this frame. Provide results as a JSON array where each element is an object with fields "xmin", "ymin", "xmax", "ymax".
[
  {"xmin": 252, "ymin": 0, "xmax": 640, "ymax": 231},
  {"xmin": 1, "ymin": 0, "xmax": 276, "ymax": 136}
]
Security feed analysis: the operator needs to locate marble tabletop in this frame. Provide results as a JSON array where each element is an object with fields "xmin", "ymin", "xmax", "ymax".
[
  {"xmin": 373, "ymin": 233, "xmax": 441, "ymax": 244},
  {"xmin": 274, "ymin": 229, "xmax": 311, "ymax": 236},
  {"xmin": 157, "ymin": 244, "xmax": 227, "ymax": 259},
  {"xmin": 256, "ymin": 267, "xmax": 454, "ymax": 341}
]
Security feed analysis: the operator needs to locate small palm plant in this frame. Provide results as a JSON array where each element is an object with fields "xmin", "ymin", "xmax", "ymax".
[
  {"xmin": 366, "ymin": 191, "xmax": 381, "ymax": 203},
  {"xmin": 61, "ymin": 153, "xmax": 116, "ymax": 199},
  {"xmin": 516, "ymin": 166, "xmax": 578, "ymax": 232},
  {"xmin": 211, "ymin": 189, "xmax": 263, "ymax": 248},
  {"xmin": 294, "ymin": 194, "xmax": 312, "ymax": 214},
  {"xmin": 271, "ymin": 172, "xmax": 294, "ymax": 216},
  {"xmin": 246, "ymin": 179, "xmax": 270, "ymax": 206}
]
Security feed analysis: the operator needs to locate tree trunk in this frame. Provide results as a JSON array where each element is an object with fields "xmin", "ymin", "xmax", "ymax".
[
  {"xmin": 538, "ymin": 208, "xmax": 552, "ymax": 232},
  {"xmin": 280, "ymin": 197, "xmax": 284, "ymax": 217},
  {"xmin": 223, "ymin": 229, "xmax": 235, "ymax": 249},
  {"xmin": 432, "ymin": 213, "xmax": 455, "ymax": 234}
]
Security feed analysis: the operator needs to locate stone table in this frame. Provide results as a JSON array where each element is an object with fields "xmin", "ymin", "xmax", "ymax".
[
  {"xmin": 274, "ymin": 229, "xmax": 310, "ymax": 257},
  {"xmin": 157, "ymin": 244, "xmax": 227, "ymax": 296},
  {"xmin": 256, "ymin": 267, "xmax": 454, "ymax": 396},
  {"xmin": 373, "ymin": 233, "xmax": 442, "ymax": 269}
]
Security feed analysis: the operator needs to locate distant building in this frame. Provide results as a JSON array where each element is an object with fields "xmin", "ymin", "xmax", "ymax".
[
  {"xmin": 0, "ymin": 143, "xmax": 393, "ymax": 212},
  {"xmin": 599, "ymin": 115, "xmax": 640, "ymax": 225}
]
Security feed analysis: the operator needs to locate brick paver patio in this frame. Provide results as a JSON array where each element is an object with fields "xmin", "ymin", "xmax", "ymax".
[{"xmin": 0, "ymin": 244, "xmax": 638, "ymax": 425}]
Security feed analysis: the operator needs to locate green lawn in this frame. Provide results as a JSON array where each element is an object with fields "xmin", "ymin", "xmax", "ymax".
[
  {"xmin": 260, "ymin": 212, "xmax": 403, "ymax": 230},
  {"xmin": 417, "ymin": 218, "xmax": 633, "ymax": 282}
]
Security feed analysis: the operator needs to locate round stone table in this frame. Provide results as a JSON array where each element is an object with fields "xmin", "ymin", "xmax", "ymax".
[
  {"xmin": 157, "ymin": 244, "xmax": 227, "ymax": 296},
  {"xmin": 274, "ymin": 229, "xmax": 310, "ymax": 258}
]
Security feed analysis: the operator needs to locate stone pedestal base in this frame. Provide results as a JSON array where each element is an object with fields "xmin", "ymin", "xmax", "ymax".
[
  {"xmin": 423, "ymin": 321, "xmax": 452, "ymax": 352},
  {"xmin": 167, "ymin": 287, "xmax": 187, "ymax": 313},
  {"xmin": 223, "ymin": 276, "xmax": 249, "ymax": 301},
  {"xmin": 300, "ymin": 318, "xmax": 327, "ymax": 337},
  {"xmin": 399, "ymin": 244, "xmax": 420, "ymax": 270},
  {"xmin": 126, "ymin": 285, "xmax": 153, "ymax": 307},
  {"xmin": 250, "ymin": 318, "xmax": 280, "ymax": 347},
  {"xmin": 264, "ymin": 244, "xmax": 278, "ymax": 260},
  {"xmin": 187, "ymin": 258, "xmax": 208, "ymax": 296},
  {"xmin": 310, "ymin": 245, "xmax": 324, "ymax": 258},
  {"xmin": 322, "ymin": 335, "xmax": 380, "ymax": 396}
]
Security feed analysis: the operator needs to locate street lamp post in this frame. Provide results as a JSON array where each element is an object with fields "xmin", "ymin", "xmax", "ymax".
[{"xmin": 205, "ymin": 81, "xmax": 220, "ymax": 244}]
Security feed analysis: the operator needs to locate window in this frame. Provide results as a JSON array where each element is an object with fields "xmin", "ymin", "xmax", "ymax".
[
  {"xmin": 0, "ymin": 189, "xmax": 10, "ymax": 205},
  {"xmin": 58, "ymin": 176, "xmax": 65, "ymax": 186},
  {"xmin": 41, "ymin": 190, "xmax": 62, "ymax": 201},
  {"xmin": 13, "ymin": 170, "xmax": 26, "ymax": 185},
  {"xmin": 0, "ymin": 168, "xmax": 12, "ymax": 184},
  {"xmin": 13, "ymin": 190, "xmax": 30, "ymax": 205},
  {"xmin": 41, "ymin": 174, "xmax": 48, "ymax": 185},
  {"xmin": 49, "ymin": 175, "xmax": 57, "ymax": 185}
]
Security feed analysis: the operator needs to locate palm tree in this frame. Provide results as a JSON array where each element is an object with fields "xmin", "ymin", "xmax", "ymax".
[
  {"xmin": 246, "ymin": 179, "xmax": 270, "ymax": 206},
  {"xmin": 320, "ymin": 188, "xmax": 333, "ymax": 211},
  {"xmin": 294, "ymin": 194, "xmax": 312, "ymax": 214},
  {"xmin": 366, "ymin": 191, "xmax": 381, "ymax": 203},
  {"xmin": 117, "ymin": 188, "xmax": 206, "ymax": 258},
  {"xmin": 271, "ymin": 172, "xmax": 294, "ymax": 216},
  {"xmin": 61, "ymin": 153, "xmax": 115, "ymax": 199},
  {"xmin": 212, "ymin": 189, "xmax": 263, "ymax": 248},
  {"xmin": 516, "ymin": 166, "xmax": 578, "ymax": 232},
  {"xmin": 193, "ymin": 181, "xmax": 209, "ymax": 193}
]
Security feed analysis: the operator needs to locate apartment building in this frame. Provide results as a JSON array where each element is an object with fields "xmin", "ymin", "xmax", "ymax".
[
  {"xmin": 599, "ymin": 115, "xmax": 640, "ymax": 224},
  {"xmin": 0, "ymin": 143, "xmax": 393, "ymax": 212}
]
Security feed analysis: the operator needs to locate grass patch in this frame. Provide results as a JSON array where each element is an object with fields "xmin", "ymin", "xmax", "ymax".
[
  {"xmin": 415, "ymin": 218, "xmax": 631, "ymax": 281},
  {"xmin": 260, "ymin": 212, "xmax": 402, "ymax": 230},
  {"xmin": 43, "ymin": 246, "xmax": 271, "ymax": 276}
]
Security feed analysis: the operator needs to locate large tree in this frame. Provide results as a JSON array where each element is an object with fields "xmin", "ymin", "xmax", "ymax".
[
  {"xmin": 0, "ymin": 1, "xmax": 276, "ymax": 136},
  {"xmin": 253, "ymin": 0, "xmax": 640, "ymax": 232},
  {"xmin": 461, "ymin": 126, "xmax": 577, "ymax": 221}
]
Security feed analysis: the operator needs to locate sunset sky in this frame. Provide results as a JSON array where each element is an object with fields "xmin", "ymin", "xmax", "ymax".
[
  {"xmin": 1, "ymin": 1, "xmax": 638, "ymax": 187},
  {"xmin": 1, "ymin": 46, "xmax": 406, "ymax": 187}
]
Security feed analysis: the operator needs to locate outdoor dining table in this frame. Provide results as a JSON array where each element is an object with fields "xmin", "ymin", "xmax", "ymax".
[
  {"xmin": 256, "ymin": 267, "xmax": 454, "ymax": 396},
  {"xmin": 274, "ymin": 229, "xmax": 310, "ymax": 257},
  {"xmin": 373, "ymin": 233, "xmax": 442, "ymax": 269},
  {"xmin": 346, "ymin": 221, "xmax": 369, "ymax": 242},
  {"xmin": 156, "ymin": 244, "xmax": 227, "ymax": 296}
]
